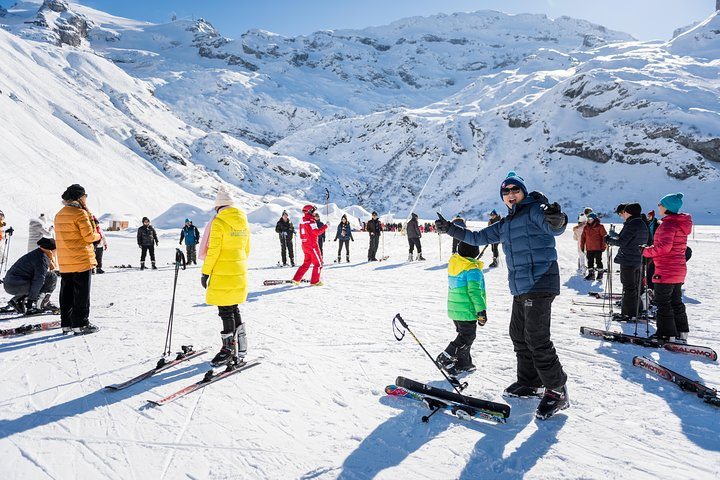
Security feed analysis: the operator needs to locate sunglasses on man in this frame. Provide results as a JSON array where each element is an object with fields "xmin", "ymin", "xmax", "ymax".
[{"xmin": 501, "ymin": 186, "xmax": 522, "ymax": 195}]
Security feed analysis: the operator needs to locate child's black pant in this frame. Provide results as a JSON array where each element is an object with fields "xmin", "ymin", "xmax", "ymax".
[
  {"xmin": 586, "ymin": 250, "xmax": 603, "ymax": 270},
  {"xmin": 444, "ymin": 320, "xmax": 477, "ymax": 367}
]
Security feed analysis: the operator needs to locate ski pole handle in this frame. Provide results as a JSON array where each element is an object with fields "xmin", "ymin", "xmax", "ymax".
[{"xmin": 392, "ymin": 314, "xmax": 406, "ymax": 341}]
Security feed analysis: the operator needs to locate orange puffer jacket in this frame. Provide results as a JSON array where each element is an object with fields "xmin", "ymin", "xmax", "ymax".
[{"xmin": 55, "ymin": 204, "xmax": 100, "ymax": 272}]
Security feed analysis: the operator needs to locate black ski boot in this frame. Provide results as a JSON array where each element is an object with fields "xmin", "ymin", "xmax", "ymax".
[
  {"xmin": 596, "ymin": 269, "xmax": 604, "ymax": 280},
  {"xmin": 536, "ymin": 385, "xmax": 570, "ymax": 420},
  {"xmin": 151, "ymin": 261, "xmax": 158, "ymax": 270},
  {"xmin": 416, "ymin": 254, "xmax": 426, "ymax": 261},
  {"xmin": 336, "ymin": 256, "xmax": 341, "ymax": 263},
  {"xmin": 503, "ymin": 382, "xmax": 544, "ymax": 398},
  {"xmin": 140, "ymin": 262, "xmax": 146, "ymax": 271},
  {"xmin": 210, "ymin": 332, "xmax": 236, "ymax": 367},
  {"xmin": 8, "ymin": 297, "xmax": 27, "ymax": 314},
  {"xmin": 584, "ymin": 268, "xmax": 596, "ymax": 281},
  {"xmin": 73, "ymin": 323, "xmax": 100, "ymax": 336},
  {"xmin": 435, "ymin": 351, "xmax": 458, "ymax": 376},
  {"xmin": 346, "ymin": 255, "xmax": 350, "ymax": 263},
  {"xmin": 489, "ymin": 257, "xmax": 498, "ymax": 268},
  {"xmin": 455, "ymin": 346, "xmax": 476, "ymax": 373}
]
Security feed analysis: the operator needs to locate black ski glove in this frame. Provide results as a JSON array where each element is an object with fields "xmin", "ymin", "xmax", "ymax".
[
  {"xmin": 543, "ymin": 202, "xmax": 567, "ymax": 229},
  {"xmin": 435, "ymin": 212, "xmax": 451, "ymax": 234},
  {"xmin": 477, "ymin": 310, "xmax": 487, "ymax": 327},
  {"xmin": 155, "ymin": 240, "xmax": 159, "ymax": 246},
  {"xmin": 201, "ymin": 274, "xmax": 209, "ymax": 289},
  {"xmin": 5, "ymin": 227, "xmax": 14, "ymax": 236}
]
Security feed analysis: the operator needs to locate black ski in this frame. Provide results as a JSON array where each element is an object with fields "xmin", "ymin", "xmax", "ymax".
[
  {"xmin": 394, "ymin": 376, "xmax": 510, "ymax": 421},
  {"xmin": 0, "ymin": 308, "xmax": 60, "ymax": 321},
  {"xmin": 263, "ymin": 279, "xmax": 311, "ymax": 286},
  {"xmin": 147, "ymin": 359, "xmax": 260, "ymax": 406},
  {"xmin": 386, "ymin": 384, "xmax": 506, "ymax": 423},
  {"xmin": 106, "ymin": 346, "xmax": 210, "ymax": 390},
  {"xmin": 580, "ymin": 327, "xmax": 717, "ymax": 361},
  {"xmin": 1, "ymin": 320, "xmax": 61, "ymax": 337},
  {"xmin": 633, "ymin": 356, "xmax": 720, "ymax": 407},
  {"xmin": 588, "ymin": 291, "xmax": 622, "ymax": 300}
]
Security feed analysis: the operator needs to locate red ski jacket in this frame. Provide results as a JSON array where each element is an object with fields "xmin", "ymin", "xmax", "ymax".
[
  {"xmin": 299, "ymin": 212, "xmax": 328, "ymax": 252},
  {"xmin": 580, "ymin": 220, "xmax": 607, "ymax": 252},
  {"xmin": 642, "ymin": 213, "xmax": 692, "ymax": 284}
]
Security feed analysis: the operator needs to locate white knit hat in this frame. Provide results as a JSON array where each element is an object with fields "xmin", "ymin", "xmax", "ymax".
[{"xmin": 214, "ymin": 186, "xmax": 234, "ymax": 208}]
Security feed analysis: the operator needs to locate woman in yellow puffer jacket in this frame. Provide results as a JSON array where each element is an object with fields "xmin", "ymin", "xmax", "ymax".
[
  {"xmin": 54, "ymin": 184, "xmax": 101, "ymax": 335},
  {"xmin": 201, "ymin": 186, "xmax": 251, "ymax": 367}
]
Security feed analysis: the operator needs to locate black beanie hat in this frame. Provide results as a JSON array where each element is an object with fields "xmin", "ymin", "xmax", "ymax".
[
  {"xmin": 37, "ymin": 237, "xmax": 56, "ymax": 250},
  {"xmin": 61, "ymin": 184, "xmax": 86, "ymax": 201},
  {"xmin": 142, "ymin": 216, "xmax": 150, "ymax": 222},
  {"xmin": 457, "ymin": 241, "xmax": 480, "ymax": 258},
  {"xmin": 624, "ymin": 203, "xmax": 642, "ymax": 217},
  {"xmin": 615, "ymin": 203, "xmax": 627, "ymax": 215}
]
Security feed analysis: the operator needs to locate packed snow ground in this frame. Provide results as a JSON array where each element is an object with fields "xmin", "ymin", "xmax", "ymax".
[{"xmin": 1, "ymin": 222, "xmax": 719, "ymax": 479}]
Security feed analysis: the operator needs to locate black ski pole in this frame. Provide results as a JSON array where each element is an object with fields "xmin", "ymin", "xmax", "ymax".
[
  {"xmin": 478, "ymin": 244, "xmax": 489, "ymax": 258},
  {"xmin": 392, "ymin": 313, "xmax": 467, "ymax": 393},
  {"xmin": 162, "ymin": 249, "xmax": 187, "ymax": 361}
]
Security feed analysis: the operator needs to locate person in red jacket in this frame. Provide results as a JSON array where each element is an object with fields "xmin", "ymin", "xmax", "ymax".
[
  {"xmin": 292, "ymin": 205, "xmax": 329, "ymax": 286},
  {"xmin": 642, "ymin": 193, "xmax": 692, "ymax": 343},
  {"xmin": 579, "ymin": 213, "xmax": 607, "ymax": 280}
]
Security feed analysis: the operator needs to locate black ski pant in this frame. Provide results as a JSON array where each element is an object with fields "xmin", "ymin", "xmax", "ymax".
[
  {"xmin": 280, "ymin": 235, "xmax": 294, "ymax": 265},
  {"xmin": 509, "ymin": 293, "xmax": 567, "ymax": 390},
  {"xmin": 452, "ymin": 238, "xmax": 460, "ymax": 254},
  {"xmin": 620, "ymin": 264, "xmax": 641, "ymax": 317},
  {"xmin": 368, "ymin": 234, "xmax": 380, "ymax": 260},
  {"xmin": 646, "ymin": 260, "xmax": 655, "ymax": 290},
  {"xmin": 218, "ymin": 305, "xmax": 247, "ymax": 357},
  {"xmin": 140, "ymin": 245, "xmax": 156, "ymax": 262},
  {"xmin": 586, "ymin": 250, "xmax": 603, "ymax": 270},
  {"xmin": 443, "ymin": 320, "xmax": 477, "ymax": 368},
  {"xmin": 491, "ymin": 243, "xmax": 499, "ymax": 259},
  {"xmin": 408, "ymin": 237, "xmax": 422, "ymax": 254},
  {"xmin": 654, "ymin": 283, "xmax": 688, "ymax": 338},
  {"xmin": 60, "ymin": 269, "xmax": 92, "ymax": 329},
  {"xmin": 3, "ymin": 270, "xmax": 57, "ymax": 302},
  {"xmin": 185, "ymin": 244, "xmax": 197, "ymax": 264},
  {"xmin": 94, "ymin": 246, "xmax": 104, "ymax": 270},
  {"xmin": 337, "ymin": 239, "xmax": 350, "ymax": 258}
]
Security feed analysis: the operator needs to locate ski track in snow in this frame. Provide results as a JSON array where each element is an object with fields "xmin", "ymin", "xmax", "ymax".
[{"xmin": 0, "ymin": 226, "xmax": 719, "ymax": 479}]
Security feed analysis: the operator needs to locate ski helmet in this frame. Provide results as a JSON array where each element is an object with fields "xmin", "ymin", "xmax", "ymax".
[{"xmin": 302, "ymin": 204, "xmax": 316, "ymax": 215}]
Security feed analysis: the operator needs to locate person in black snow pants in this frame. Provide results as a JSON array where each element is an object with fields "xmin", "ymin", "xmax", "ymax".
[
  {"xmin": 406, "ymin": 213, "xmax": 425, "ymax": 261},
  {"xmin": 366, "ymin": 211, "xmax": 382, "ymax": 261},
  {"xmin": 314, "ymin": 211, "xmax": 326, "ymax": 260},
  {"xmin": 334, "ymin": 214, "xmax": 354, "ymax": 263},
  {"xmin": 137, "ymin": 216, "xmax": 159, "ymax": 270},
  {"xmin": 436, "ymin": 171, "xmax": 570, "ymax": 420},
  {"xmin": 275, "ymin": 210, "xmax": 295, "ymax": 267},
  {"xmin": 179, "ymin": 218, "xmax": 200, "ymax": 265},
  {"xmin": 487, "ymin": 209, "xmax": 503, "ymax": 267},
  {"xmin": 450, "ymin": 215, "xmax": 466, "ymax": 255}
]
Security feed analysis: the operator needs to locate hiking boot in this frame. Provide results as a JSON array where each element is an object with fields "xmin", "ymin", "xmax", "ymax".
[
  {"xmin": 73, "ymin": 323, "xmax": 100, "ymax": 336},
  {"xmin": 503, "ymin": 382, "xmax": 544, "ymax": 398},
  {"xmin": 536, "ymin": 385, "xmax": 570, "ymax": 420},
  {"xmin": 584, "ymin": 269, "xmax": 595, "ymax": 281},
  {"xmin": 435, "ymin": 351, "xmax": 458, "ymax": 376}
]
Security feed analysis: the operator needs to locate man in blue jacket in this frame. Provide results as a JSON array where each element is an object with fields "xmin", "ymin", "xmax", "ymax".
[
  {"xmin": 2, "ymin": 237, "xmax": 58, "ymax": 314},
  {"xmin": 436, "ymin": 171, "xmax": 569, "ymax": 420},
  {"xmin": 179, "ymin": 218, "xmax": 200, "ymax": 265}
]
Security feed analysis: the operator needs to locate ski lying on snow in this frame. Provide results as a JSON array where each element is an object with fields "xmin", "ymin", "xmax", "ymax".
[
  {"xmin": 386, "ymin": 384, "xmax": 507, "ymax": 423},
  {"xmin": 390, "ymin": 376, "xmax": 510, "ymax": 423},
  {"xmin": 633, "ymin": 356, "xmax": 720, "ymax": 407},
  {"xmin": 580, "ymin": 327, "xmax": 717, "ymax": 361},
  {"xmin": 262, "ymin": 279, "xmax": 311, "ymax": 286},
  {"xmin": 588, "ymin": 291, "xmax": 622, "ymax": 300},
  {"xmin": 147, "ymin": 359, "xmax": 260, "ymax": 406},
  {"xmin": 1, "ymin": 320, "xmax": 61, "ymax": 338},
  {"xmin": 0, "ymin": 309, "xmax": 60, "ymax": 321},
  {"xmin": 105, "ymin": 346, "xmax": 210, "ymax": 390}
]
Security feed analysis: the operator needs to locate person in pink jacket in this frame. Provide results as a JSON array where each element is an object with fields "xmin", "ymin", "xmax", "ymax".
[{"xmin": 642, "ymin": 193, "xmax": 692, "ymax": 343}]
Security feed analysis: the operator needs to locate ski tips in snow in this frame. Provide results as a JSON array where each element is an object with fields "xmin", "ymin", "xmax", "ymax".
[
  {"xmin": 579, "ymin": 327, "xmax": 718, "ymax": 361},
  {"xmin": 633, "ymin": 356, "xmax": 720, "ymax": 407}
]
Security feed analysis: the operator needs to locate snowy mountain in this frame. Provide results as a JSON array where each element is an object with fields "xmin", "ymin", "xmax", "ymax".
[{"xmin": 1, "ymin": 0, "xmax": 719, "ymax": 223}]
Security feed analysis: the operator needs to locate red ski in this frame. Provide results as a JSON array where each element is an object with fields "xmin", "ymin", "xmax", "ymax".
[{"xmin": 1, "ymin": 320, "xmax": 61, "ymax": 338}]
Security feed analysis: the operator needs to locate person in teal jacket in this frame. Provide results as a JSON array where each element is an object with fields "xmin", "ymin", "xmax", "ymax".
[{"xmin": 436, "ymin": 241, "xmax": 487, "ymax": 375}]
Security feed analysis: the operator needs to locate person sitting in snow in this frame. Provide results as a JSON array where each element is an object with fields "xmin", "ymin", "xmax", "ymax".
[
  {"xmin": 179, "ymin": 218, "xmax": 200, "ymax": 265},
  {"xmin": 200, "ymin": 186, "xmax": 251, "ymax": 367},
  {"xmin": 436, "ymin": 241, "xmax": 487, "ymax": 376}
]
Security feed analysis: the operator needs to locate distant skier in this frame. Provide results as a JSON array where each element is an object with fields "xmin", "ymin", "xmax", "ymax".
[
  {"xmin": 314, "ymin": 211, "xmax": 326, "ymax": 259},
  {"xmin": 580, "ymin": 213, "xmax": 607, "ymax": 280},
  {"xmin": 91, "ymin": 215, "xmax": 108, "ymax": 274},
  {"xmin": 137, "ymin": 216, "xmax": 159, "ymax": 270},
  {"xmin": 27, "ymin": 213, "xmax": 54, "ymax": 252},
  {"xmin": 366, "ymin": 211, "xmax": 381, "ymax": 261},
  {"xmin": 436, "ymin": 241, "xmax": 487, "ymax": 375},
  {"xmin": 55, "ymin": 184, "xmax": 101, "ymax": 335},
  {"xmin": 274, "ymin": 210, "xmax": 295, "ymax": 266},
  {"xmin": 333, "ymin": 214, "xmax": 354, "ymax": 263},
  {"xmin": 572, "ymin": 213, "xmax": 588, "ymax": 274},
  {"xmin": 179, "ymin": 218, "xmax": 200, "ymax": 265},
  {"xmin": 436, "ymin": 171, "xmax": 569, "ymax": 420},
  {"xmin": 0, "ymin": 210, "xmax": 12, "ymax": 272},
  {"xmin": 641, "ymin": 193, "xmax": 691, "ymax": 343},
  {"xmin": 487, "ymin": 209, "xmax": 502, "ymax": 267},
  {"xmin": 200, "ymin": 186, "xmax": 251, "ymax": 366},
  {"xmin": 293, "ymin": 204, "xmax": 328, "ymax": 286},
  {"xmin": 406, "ymin": 213, "xmax": 425, "ymax": 261},
  {"xmin": 605, "ymin": 202, "xmax": 648, "ymax": 321},
  {"xmin": 2, "ymin": 237, "xmax": 58, "ymax": 314}
]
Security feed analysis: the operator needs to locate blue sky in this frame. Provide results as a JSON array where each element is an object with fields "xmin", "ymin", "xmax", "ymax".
[{"xmin": 79, "ymin": 0, "xmax": 715, "ymax": 41}]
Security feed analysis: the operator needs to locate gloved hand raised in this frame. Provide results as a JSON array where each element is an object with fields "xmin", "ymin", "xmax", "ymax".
[
  {"xmin": 542, "ymin": 202, "xmax": 567, "ymax": 229},
  {"xmin": 201, "ymin": 274, "xmax": 209, "ymax": 289},
  {"xmin": 435, "ymin": 212, "xmax": 451, "ymax": 234}
]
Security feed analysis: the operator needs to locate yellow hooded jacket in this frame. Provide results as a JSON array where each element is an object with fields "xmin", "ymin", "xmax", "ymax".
[{"xmin": 202, "ymin": 207, "xmax": 251, "ymax": 306}]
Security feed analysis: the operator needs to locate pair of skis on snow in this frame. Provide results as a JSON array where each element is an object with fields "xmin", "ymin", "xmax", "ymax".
[
  {"xmin": 104, "ymin": 345, "xmax": 260, "ymax": 406},
  {"xmin": 388, "ymin": 313, "xmax": 511, "ymax": 424}
]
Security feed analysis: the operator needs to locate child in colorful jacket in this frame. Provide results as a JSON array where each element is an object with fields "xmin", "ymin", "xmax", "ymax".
[{"xmin": 436, "ymin": 241, "xmax": 487, "ymax": 375}]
